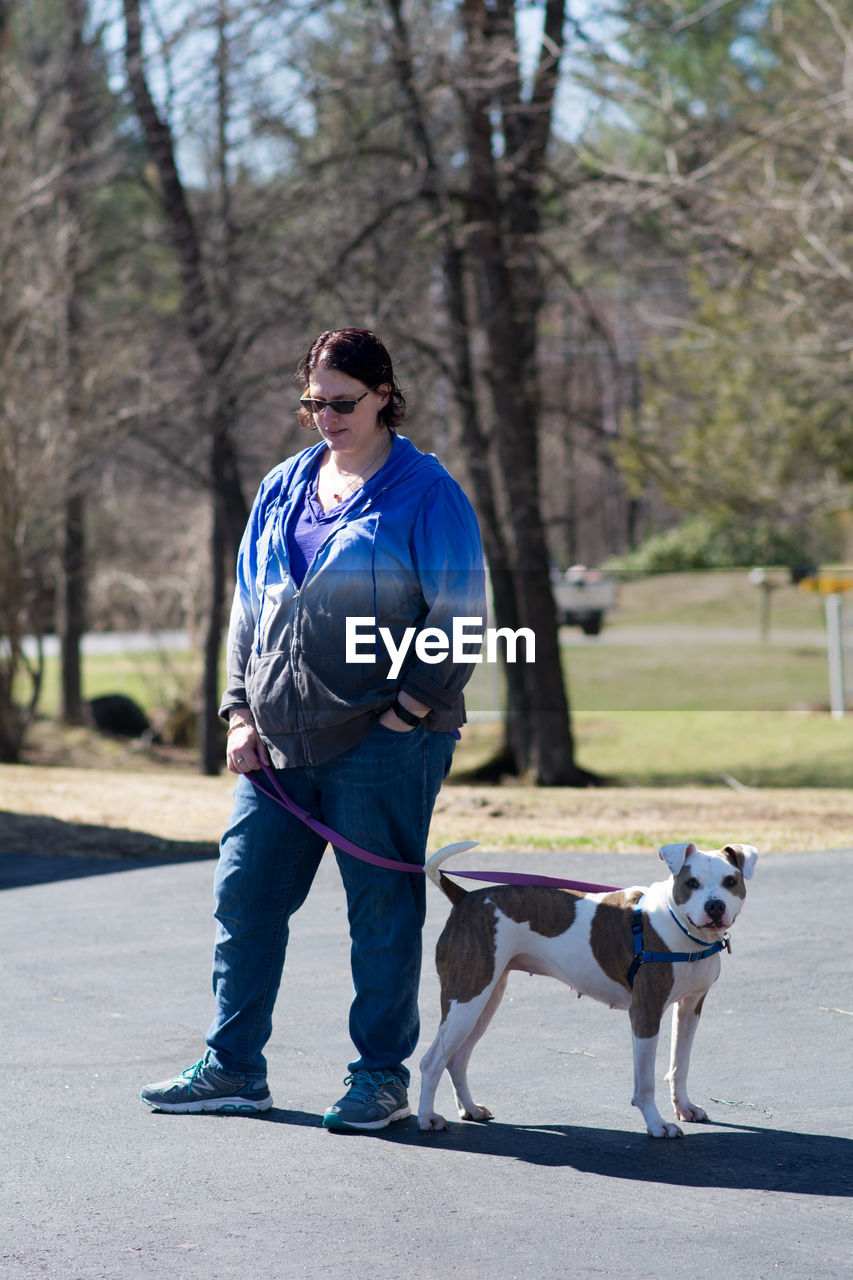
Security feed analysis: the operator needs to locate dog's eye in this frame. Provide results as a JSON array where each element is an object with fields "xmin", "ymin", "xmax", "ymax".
[
  {"xmin": 722, "ymin": 875, "xmax": 739, "ymax": 888},
  {"xmin": 685, "ymin": 877, "xmax": 701, "ymax": 890}
]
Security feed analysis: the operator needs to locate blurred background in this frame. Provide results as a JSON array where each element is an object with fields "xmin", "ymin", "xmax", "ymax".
[{"xmin": 2, "ymin": 0, "xmax": 851, "ymax": 783}]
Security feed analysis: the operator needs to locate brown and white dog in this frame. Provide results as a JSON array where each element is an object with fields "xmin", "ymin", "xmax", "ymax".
[{"xmin": 418, "ymin": 840, "xmax": 758, "ymax": 1138}]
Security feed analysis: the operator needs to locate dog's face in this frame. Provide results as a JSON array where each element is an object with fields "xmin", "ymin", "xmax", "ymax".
[{"xmin": 659, "ymin": 842, "xmax": 758, "ymax": 934}]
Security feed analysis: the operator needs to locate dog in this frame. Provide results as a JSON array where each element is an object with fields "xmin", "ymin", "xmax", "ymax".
[{"xmin": 418, "ymin": 840, "xmax": 757, "ymax": 1138}]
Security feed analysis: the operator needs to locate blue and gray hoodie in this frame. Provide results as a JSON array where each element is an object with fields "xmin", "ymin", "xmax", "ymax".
[{"xmin": 219, "ymin": 433, "xmax": 486, "ymax": 768}]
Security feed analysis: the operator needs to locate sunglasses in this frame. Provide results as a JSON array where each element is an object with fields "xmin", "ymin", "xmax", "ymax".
[{"xmin": 299, "ymin": 390, "xmax": 370, "ymax": 416}]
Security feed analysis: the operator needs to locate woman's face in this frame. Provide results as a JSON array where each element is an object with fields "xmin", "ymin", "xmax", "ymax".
[{"xmin": 306, "ymin": 365, "xmax": 390, "ymax": 461}]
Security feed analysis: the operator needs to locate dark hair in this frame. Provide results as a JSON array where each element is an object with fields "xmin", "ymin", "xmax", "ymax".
[{"xmin": 295, "ymin": 328, "xmax": 406, "ymax": 432}]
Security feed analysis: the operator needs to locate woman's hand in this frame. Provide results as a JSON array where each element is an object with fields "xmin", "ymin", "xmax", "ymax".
[
  {"xmin": 378, "ymin": 693, "xmax": 429, "ymax": 733},
  {"xmin": 226, "ymin": 712, "xmax": 271, "ymax": 774}
]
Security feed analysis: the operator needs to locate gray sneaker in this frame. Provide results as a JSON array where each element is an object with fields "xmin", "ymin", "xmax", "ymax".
[
  {"xmin": 140, "ymin": 1053, "xmax": 272, "ymax": 1114},
  {"xmin": 323, "ymin": 1070, "xmax": 410, "ymax": 1131}
]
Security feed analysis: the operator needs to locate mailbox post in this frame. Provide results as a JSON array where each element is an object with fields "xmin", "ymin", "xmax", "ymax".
[
  {"xmin": 747, "ymin": 567, "xmax": 779, "ymax": 643},
  {"xmin": 798, "ymin": 569, "xmax": 852, "ymax": 719},
  {"xmin": 825, "ymin": 593, "xmax": 846, "ymax": 719}
]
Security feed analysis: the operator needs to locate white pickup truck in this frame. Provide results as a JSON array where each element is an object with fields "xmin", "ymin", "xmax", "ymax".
[{"xmin": 550, "ymin": 565, "xmax": 617, "ymax": 636}]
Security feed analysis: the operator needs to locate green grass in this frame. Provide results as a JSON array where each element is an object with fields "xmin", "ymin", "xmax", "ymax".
[
  {"xmin": 18, "ymin": 562, "xmax": 851, "ymax": 790},
  {"xmin": 32, "ymin": 648, "xmax": 202, "ymax": 723},
  {"xmin": 25, "ymin": 639, "xmax": 851, "ymax": 790},
  {"xmin": 565, "ymin": 642, "xmax": 829, "ymax": 712},
  {"xmin": 30, "ymin": 636, "xmax": 832, "ymax": 719},
  {"xmin": 453, "ymin": 709, "xmax": 853, "ymax": 788},
  {"xmin": 23, "ymin": 645, "xmax": 853, "ymax": 789},
  {"xmin": 610, "ymin": 569, "xmax": 828, "ymax": 630},
  {"xmin": 574, "ymin": 709, "xmax": 853, "ymax": 788}
]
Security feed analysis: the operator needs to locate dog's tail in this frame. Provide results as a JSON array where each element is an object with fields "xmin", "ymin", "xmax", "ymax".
[{"xmin": 425, "ymin": 841, "xmax": 479, "ymax": 904}]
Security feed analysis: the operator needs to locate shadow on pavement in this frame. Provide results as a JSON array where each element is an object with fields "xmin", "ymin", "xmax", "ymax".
[
  {"xmin": 127, "ymin": 1102, "xmax": 853, "ymax": 1196},
  {"xmin": 312, "ymin": 1114, "xmax": 853, "ymax": 1196},
  {"xmin": 0, "ymin": 835, "xmax": 217, "ymax": 890},
  {"xmin": 143, "ymin": 1107, "xmax": 325, "ymax": 1128}
]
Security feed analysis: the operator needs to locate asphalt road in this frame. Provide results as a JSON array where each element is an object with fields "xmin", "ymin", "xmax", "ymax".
[{"xmin": 2, "ymin": 841, "xmax": 851, "ymax": 1280}]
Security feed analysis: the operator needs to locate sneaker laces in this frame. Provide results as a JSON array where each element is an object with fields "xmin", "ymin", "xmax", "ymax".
[
  {"xmin": 181, "ymin": 1057, "xmax": 208, "ymax": 1094},
  {"xmin": 342, "ymin": 1070, "xmax": 401, "ymax": 1102}
]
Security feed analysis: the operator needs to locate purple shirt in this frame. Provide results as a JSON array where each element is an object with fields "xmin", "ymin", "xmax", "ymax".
[{"xmin": 286, "ymin": 465, "xmax": 356, "ymax": 588}]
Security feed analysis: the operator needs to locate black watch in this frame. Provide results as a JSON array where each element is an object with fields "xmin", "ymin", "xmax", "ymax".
[{"xmin": 391, "ymin": 698, "xmax": 423, "ymax": 727}]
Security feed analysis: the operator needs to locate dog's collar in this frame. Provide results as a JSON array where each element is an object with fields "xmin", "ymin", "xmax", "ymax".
[
  {"xmin": 665, "ymin": 896, "xmax": 725, "ymax": 948},
  {"xmin": 627, "ymin": 906, "xmax": 728, "ymax": 989}
]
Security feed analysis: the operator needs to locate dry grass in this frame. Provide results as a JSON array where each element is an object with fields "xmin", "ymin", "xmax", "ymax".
[
  {"xmin": 3, "ymin": 712, "xmax": 851, "ymax": 863},
  {"xmin": 3, "ymin": 761, "xmax": 852, "ymax": 861},
  {"xmin": 430, "ymin": 781, "xmax": 853, "ymax": 855}
]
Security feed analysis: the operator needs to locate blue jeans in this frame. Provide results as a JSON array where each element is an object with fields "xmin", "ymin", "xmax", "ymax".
[{"xmin": 206, "ymin": 723, "xmax": 455, "ymax": 1087}]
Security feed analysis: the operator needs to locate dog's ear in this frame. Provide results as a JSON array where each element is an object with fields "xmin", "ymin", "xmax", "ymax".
[
  {"xmin": 659, "ymin": 841, "xmax": 696, "ymax": 874},
  {"xmin": 723, "ymin": 843, "xmax": 759, "ymax": 880}
]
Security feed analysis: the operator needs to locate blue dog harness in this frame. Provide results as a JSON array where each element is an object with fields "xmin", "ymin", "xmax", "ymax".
[{"xmin": 627, "ymin": 904, "xmax": 729, "ymax": 989}]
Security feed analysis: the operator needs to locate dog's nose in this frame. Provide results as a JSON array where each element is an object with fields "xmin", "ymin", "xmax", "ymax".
[{"xmin": 705, "ymin": 898, "xmax": 726, "ymax": 923}]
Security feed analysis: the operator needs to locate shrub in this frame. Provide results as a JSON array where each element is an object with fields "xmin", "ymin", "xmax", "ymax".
[{"xmin": 606, "ymin": 515, "xmax": 815, "ymax": 575}]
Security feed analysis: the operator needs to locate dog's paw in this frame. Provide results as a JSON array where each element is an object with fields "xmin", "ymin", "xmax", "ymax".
[
  {"xmin": 418, "ymin": 1113, "xmax": 450, "ymax": 1132},
  {"xmin": 459, "ymin": 1103, "xmax": 494, "ymax": 1122},
  {"xmin": 647, "ymin": 1120, "xmax": 685, "ymax": 1138},
  {"xmin": 674, "ymin": 1101, "xmax": 709, "ymax": 1123}
]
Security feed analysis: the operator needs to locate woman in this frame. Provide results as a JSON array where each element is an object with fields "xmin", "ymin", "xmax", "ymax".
[{"xmin": 141, "ymin": 328, "xmax": 485, "ymax": 1130}]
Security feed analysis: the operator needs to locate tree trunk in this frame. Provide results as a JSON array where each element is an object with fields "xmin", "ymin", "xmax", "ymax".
[
  {"xmin": 386, "ymin": 0, "xmax": 590, "ymax": 781},
  {"xmin": 124, "ymin": 0, "xmax": 248, "ymax": 775},
  {"xmin": 60, "ymin": 489, "xmax": 87, "ymax": 725},
  {"xmin": 458, "ymin": 0, "xmax": 586, "ymax": 782},
  {"xmin": 58, "ymin": 0, "xmax": 90, "ymax": 726},
  {"xmin": 201, "ymin": 483, "xmax": 228, "ymax": 776}
]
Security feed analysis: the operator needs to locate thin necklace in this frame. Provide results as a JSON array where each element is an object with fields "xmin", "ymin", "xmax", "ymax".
[{"xmin": 328, "ymin": 433, "xmax": 392, "ymax": 505}]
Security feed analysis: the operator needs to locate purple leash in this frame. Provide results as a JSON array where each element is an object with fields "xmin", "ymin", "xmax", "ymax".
[{"xmin": 248, "ymin": 762, "xmax": 622, "ymax": 895}]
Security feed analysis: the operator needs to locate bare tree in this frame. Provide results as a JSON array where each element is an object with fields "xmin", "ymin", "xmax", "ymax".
[
  {"xmin": 123, "ymin": 0, "xmax": 249, "ymax": 774},
  {"xmin": 0, "ymin": 0, "xmax": 65, "ymax": 759},
  {"xmin": 56, "ymin": 0, "xmax": 93, "ymax": 725},
  {"xmin": 387, "ymin": 0, "xmax": 591, "ymax": 783}
]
